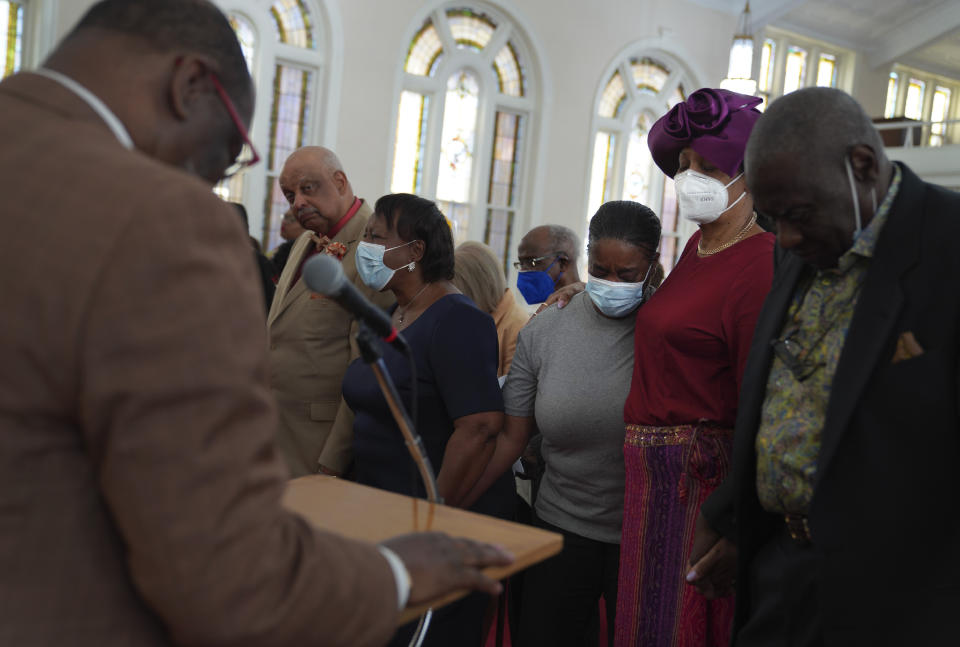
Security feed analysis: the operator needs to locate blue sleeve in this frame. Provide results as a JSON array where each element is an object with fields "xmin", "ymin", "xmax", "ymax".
[{"xmin": 428, "ymin": 300, "xmax": 504, "ymax": 419}]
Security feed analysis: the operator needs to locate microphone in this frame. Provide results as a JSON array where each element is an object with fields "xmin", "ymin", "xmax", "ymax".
[{"xmin": 302, "ymin": 254, "xmax": 407, "ymax": 353}]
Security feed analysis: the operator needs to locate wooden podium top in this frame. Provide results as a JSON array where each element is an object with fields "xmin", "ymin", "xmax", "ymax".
[{"xmin": 283, "ymin": 476, "xmax": 562, "ymax": 623}]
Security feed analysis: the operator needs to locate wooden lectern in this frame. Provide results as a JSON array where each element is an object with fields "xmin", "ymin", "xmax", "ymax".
[{"xmin": 284, "ymin": 476, "xmax": 562, "ymax": 624}]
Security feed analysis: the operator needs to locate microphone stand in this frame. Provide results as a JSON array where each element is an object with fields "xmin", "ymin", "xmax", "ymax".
[
  {"xmin": 354, "ymin": 323, "xmax": 440, "ymax": 647},
  {"xmin": 355, "ymin": 324, "xmax": 440, "ymax": 503}
]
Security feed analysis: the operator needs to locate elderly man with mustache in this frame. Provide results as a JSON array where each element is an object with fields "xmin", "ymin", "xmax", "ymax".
[{"xmin": 268, "ymin": 146, "xmax": 394, "ymax": 477}]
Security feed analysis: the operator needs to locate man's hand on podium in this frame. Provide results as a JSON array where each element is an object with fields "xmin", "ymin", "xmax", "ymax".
[{"xmin": 383, "ymin": 532, "xmax": 514, "ymax": 606}]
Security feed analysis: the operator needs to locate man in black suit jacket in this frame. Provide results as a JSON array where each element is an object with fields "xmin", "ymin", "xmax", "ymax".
[{"xmin": 686, "ymin": 87, "xmax": 960, "ymax": 646}]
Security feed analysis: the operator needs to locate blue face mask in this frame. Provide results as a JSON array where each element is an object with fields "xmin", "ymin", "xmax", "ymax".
[
  {"xmin": 585, "ymin": 264, "xmax": 653, "ymax": 317},
  {"xmin": 516, "ymin": 259, "xmax": 561, "ymax": 304},
  {"xmin": 356, "ymin": 240, "xmax": 415, "ymax": 291}
]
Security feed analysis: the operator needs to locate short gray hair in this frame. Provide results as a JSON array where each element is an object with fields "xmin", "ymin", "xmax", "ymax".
[
  {"xmin": 523, "ymin": 224, "xmax": 581, "ymax": 263},
  {"xmin": 746, "ymin": 87, "xmax": 886, "ymax": 179}
]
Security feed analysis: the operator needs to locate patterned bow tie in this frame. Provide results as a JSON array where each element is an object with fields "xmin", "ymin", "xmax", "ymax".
[{"xmin": 310, "ymin": 233, "xmax": 348, "ymax": 260}]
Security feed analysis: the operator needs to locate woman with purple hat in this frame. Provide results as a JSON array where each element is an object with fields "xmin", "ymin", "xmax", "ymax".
[{"xmin": 615, "ymin": 89, "xmax": 774, "ymax": 646}]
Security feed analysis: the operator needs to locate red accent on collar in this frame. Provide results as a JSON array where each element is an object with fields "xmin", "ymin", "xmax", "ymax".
[
  {"xmin": 291, "ymin": 198, "xmax": 363, "ymax": 286},
  {"xmin": 327, "ymin": 197, "xmax": 363, "ymax": 240}
]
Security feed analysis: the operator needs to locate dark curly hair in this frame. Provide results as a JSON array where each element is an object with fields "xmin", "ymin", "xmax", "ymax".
[{"xmin": 374, "ymin": 194, "xmax": 455, "ymax": 282}]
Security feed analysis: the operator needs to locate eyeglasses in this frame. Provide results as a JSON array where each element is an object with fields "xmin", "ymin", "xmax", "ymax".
[
  {"xmin": 513, "ymin": 253, "xmax": 564, "ymax": 271},
  {"xmin": 770, "ymin": 328, "xmax": 823, "ymax": 382},
  {"xmin": 770, "ymin": 276, "xmax": 863, "ymax": 383},
  {"xmin": 209, "ymin": 73, "xmax": 260, "ymax": 179}
]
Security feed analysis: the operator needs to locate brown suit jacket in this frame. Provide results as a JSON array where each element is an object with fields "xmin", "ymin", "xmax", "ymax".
[
  {"xmin": 0, "ymin": 72, "xmax": 398, "ymax": 647},
  {"xmin": 267, "ymin": 206, "xmax": 394, "ymax": 476}
]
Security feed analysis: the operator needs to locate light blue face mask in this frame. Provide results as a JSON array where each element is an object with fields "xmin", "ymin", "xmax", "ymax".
[
  {"xmin": 356, "ymin": 240, "xmax": 415, "ymax": 291},
  {"xmin": 585, "ymin": 262, "xmax": 653, "ymax": 318}
]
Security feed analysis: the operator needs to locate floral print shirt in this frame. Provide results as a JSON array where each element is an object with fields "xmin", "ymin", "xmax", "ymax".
[{"xmin": 755, "ymin": 165, "xmax": 902, "ymax": 515}]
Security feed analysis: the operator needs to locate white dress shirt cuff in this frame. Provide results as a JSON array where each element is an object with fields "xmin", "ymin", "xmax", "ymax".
[{"xmin": 377, "ymin": 545, "xmax": 411, "ymax": 610}]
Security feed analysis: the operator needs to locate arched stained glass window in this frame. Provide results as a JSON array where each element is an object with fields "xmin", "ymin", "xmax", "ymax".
[
  {"xmin": 492, "ymin": 43, "xmax": 523, "ymax": 96},
  {"xmin": 598, "ymin": 72, "xmax": 626, "ymax": 118},
  {"xmin": 447, "ymin": 9, "xmax": 495, "ymax": 50},
  {"xmin": 261, "ymin": 62, "xmax": 314, "ymax": 245},
  {"xmin": 622, "ymin": 113, "xmax": 653, "ymax": 203},
  {"xmin": 391, "ymin": 3, "xmax": 537, "ymax": 271},
  {"xmin": 214, "ymin": 0, "xmax": 326, "ymax": 251},
  {"xmin": 631, "ymin": 58, "xmax": 669, "ymax": 95},
  {"xmin": 267, "ymin": 65, "xmax": 313, "ymax": 172},
  {"xmin": 270, "ymin": 0, "xmax": 314, "ymax": 49},
  {"xmin": 437, "ymin": 71, "xmax": 480, "ymax": 202},
  {"xmin": 391, "ymin": 91, "xmax": 430, "ymax": 194},
  {"xmin": 405, "ymin": 26, "xmax": 442, "ymax": 75},
  {"xmin": 587, "ymin": 50, "xmax": 695, "ymax": 274},
  {"xmin": 1, "ymin": 0, "xmax": 26, "ymax": 80}
]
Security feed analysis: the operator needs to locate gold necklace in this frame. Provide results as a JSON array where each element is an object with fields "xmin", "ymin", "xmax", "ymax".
[
  {"xmin": 697, "ymin": 212, "xmax": 758, "ymax": 257},
  {"xmin": 397, "ymin": 283, "xmax": 431, "ymax": 325}
]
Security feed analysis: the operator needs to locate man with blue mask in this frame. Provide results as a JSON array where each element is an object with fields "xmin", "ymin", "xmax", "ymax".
[
  {"xmin": 690, "ymin": 87, "xmax": 960, "ymax": 647},
  {"xmin": 514, "ymin": 225, "xmax": 582, "ymax": 308}
]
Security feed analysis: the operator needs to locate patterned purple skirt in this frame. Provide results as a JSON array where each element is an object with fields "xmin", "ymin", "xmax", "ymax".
[{"xmin": 615, "ymin": 424, "xmax": 735, "ymax": 647}]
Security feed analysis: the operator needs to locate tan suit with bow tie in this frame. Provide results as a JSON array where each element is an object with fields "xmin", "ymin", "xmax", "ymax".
[{"xmin": 267, "ymin": 203, "xmax": 394, "ymax": 476}]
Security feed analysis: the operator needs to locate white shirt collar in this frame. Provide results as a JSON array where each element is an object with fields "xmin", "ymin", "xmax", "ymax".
[{"xmin": 32, "ymin": 68, "xmax": 135, "ymax": 150}]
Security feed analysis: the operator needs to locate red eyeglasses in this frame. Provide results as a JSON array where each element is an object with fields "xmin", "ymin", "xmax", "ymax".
[{"xmin": 209, "ymin": 73, "xmax": 260, "ymax": 178}]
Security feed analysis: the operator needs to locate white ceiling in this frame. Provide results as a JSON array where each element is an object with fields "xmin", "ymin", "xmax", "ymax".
[
  {"xmin": 687, "ymin": 0, "xmax": 960, "ymax": 79},
  {"xmin": 908, "ymin": 27, "xmax": 960, "ymax": 79}
]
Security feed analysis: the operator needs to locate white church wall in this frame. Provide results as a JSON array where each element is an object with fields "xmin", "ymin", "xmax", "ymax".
[{"xmin": 850, "ymin": 55, "xmax": 891, "ymax": 118}]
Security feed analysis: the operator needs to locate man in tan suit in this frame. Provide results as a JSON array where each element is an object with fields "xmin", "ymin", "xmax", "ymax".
[
  {"xmin": 0, "ymin": 2, "xmax": 510, "ymax": 646},
  {"xmin": 268, "ymin": 146, "xmax": 392, "ymax": 477}
]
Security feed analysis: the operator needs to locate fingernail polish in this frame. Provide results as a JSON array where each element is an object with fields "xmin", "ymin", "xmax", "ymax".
[{"xmin": 685, "ymin": 570, "xmax": 697, "ymax": 582}]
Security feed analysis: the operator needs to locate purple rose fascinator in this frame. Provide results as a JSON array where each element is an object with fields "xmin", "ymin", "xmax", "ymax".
[{"xmin": 647, "ymin": 88, "xmax": 763, "ymax": 178}]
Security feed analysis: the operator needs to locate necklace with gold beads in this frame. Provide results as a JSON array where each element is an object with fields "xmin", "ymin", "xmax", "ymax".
[{"xmin": 697, "ymin": 212, "xmax": 758, "ymax": 257}]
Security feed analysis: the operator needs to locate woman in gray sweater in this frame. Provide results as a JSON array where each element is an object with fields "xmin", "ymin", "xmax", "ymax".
[{"xmin": 465, "ymin": 200, "xmax": 662, "ymax": 646}]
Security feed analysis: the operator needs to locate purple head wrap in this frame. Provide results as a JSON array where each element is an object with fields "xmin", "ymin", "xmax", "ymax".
[{"xmin": 647, "ymin": 88, "xmax": 763, "ymax": 179}]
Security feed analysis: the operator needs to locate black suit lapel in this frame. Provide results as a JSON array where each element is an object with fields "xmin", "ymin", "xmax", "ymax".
[
  {"xmin": 733, "ymin": 251, "xmax": 805, "ymax": 498},
  {"xmin": 814, "ymin": 164, "xmax": 923, "ymax": 488}
]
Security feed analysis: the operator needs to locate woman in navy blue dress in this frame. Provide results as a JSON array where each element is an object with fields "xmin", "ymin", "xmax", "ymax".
[{"xmin": 342, "ymin": 193, "xmax": 515, "ymax": 646}]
